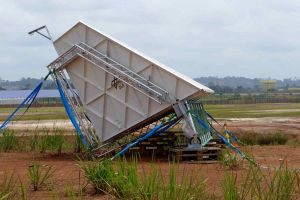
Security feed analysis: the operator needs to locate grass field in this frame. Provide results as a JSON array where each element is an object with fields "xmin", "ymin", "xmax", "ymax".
[
  {"xmin": 0, "ymin": 107, "xmax": 68, "ymax": 121},
  {"xmin": 205, "ymin": 103, "xmax": 300, "ymax": 118},
  {"xmin": 0, "ymin": 103, "xmax": 299, "ymax": 121}
]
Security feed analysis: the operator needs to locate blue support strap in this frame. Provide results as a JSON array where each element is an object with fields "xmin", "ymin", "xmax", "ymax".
[
  {"xmin": 56, "ymin": 79, "xmax": 89, "ymax": 148},
  {"xmin": 190, "ymin": 112, "xmax": 257, "ymax": 165},
  {"xmin": 0, "ymin": 72, "xmax": 51, "ymax": 131},
  {"xmin": 205, "ymin": 111, "xmax": 245, "ymax": 145}
]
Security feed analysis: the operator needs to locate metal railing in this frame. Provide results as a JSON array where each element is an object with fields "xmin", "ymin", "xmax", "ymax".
[{"xmin": 47, "ymin": 43, "xmax": 169, "ymax": 104}]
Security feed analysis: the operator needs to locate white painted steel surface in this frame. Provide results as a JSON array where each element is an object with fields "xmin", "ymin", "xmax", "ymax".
[{"xmin": 53, "ymin": 21, "xmax": 213, "ymax": 142}]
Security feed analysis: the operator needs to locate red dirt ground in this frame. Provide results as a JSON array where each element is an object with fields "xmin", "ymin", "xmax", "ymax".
[{"xmin": 1, "ymin": 145, "xmax": 300, "ymax": 199}]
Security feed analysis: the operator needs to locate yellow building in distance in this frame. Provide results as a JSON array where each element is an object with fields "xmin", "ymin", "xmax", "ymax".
[{"xmin": 261, "ymin": 80, "xmax": 277, "ymax": 92}]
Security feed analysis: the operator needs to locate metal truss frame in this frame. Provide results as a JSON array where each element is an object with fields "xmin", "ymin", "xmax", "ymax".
[{"xmin": 47, "ymin": 42, "xmax": 170, "ymax": 104}]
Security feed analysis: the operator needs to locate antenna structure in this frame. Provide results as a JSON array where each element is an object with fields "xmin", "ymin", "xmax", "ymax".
[{"xmin": 28, "ymin": 25, "xmax": 53, "ymax": 41}]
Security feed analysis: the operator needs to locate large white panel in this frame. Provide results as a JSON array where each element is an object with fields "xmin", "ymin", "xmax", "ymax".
[
  {"xmin": 108, "ymin": 41, "xmax": 130, "ymax": 68},
  {"xmin": 130, "ymin": 53, "xmax": 151, "ymax": 72},
  {"xmin": 53, "ymin": 22, "xmax": 213, "ymax": 142},
  {"xmin": 55, "ymin": 23, "xmax": 87, "ymax": 55},
  {"xmin": 85, "ymin": 62, "xmax": 106, "ymax": 88},
  {"xmin": 151, "ymin": 66, "xmax": 178, "ymax": 99},
  {"xmin": 104, "ymin": 95, "xmax": 126, "ymax": 129},
  {"xmin": 85, "ymin": 82, "xmax": 102, "ymax": 104},
  {"xmin": 67, "ymin": 71, "xmax": 85, "ymax": 102},
  {"xmin": 87, "ymin": 96, "xmax": 104, "ymax": 117},
  {"xmin": 103, "ymin": 119, "xmax": 119, "ymax": 141},
  {"xmin": 94, "ymin": 40, "xmax": 108, "ymax": 55},
  {"xmin": 86, "ymin": 28, "xmax": 106, "ymax": 47}
]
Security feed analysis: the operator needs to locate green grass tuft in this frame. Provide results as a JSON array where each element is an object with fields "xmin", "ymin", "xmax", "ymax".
[
  {"xmin": 27, "ymin": 163, "xmax": 55, "ymax": 191},
  {"xmin": 0, "ymin": 130, "xmax": 19, "ymax": 152},
  {"xmin": 0, "ymin": 172, "xmax": 18, "ymax": 199}
]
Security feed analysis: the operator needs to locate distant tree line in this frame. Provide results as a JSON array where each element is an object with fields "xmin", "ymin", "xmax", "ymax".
[
  {"xmin": 195, "ymin": 76, "xmax": 300, "ymax": 93},
  {"xmin": 0, "ymin": 76, "xmax": 300, "ymax": 92},
  {"xmin": 0, "ymin": 77, "xmax": 57, "ymax": 90}
]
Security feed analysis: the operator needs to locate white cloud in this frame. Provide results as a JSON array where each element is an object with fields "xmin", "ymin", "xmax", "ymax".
[{"xmin": 0, "ymin": 0, "xmax": 300, "ymax": 80}]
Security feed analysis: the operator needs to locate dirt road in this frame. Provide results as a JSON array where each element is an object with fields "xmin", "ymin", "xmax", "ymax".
[{"xmin": 4, "ymin": 117, "xmax": 300, "ymax": 134}]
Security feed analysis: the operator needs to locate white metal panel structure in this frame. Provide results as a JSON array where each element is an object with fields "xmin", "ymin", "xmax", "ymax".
[{"xmin": 52, "ymin": 21, "xmax": 213, "ymax": 142}]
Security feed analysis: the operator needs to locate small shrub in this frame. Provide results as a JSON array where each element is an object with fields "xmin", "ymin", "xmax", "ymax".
[
  {"xmin": 257, "ymin": 135, "xmax": 273, "ymax": 145},
  {"xmin": 237, "ymin": 132, "xmax": 257, "ymax": 145},
  {"xmin": 237, "ymin": 131, "xmax": 288, "ymax": 146},
  {"xmin": 273, "ymin": 132, "xmax": 288, "ymax": 145},
  {"xmin": 257, "ymin": 132, "xmax": 288, "ymax": 145},
  {"xmin": 0, "ymin": 130, "xmax": 19, "ymax": 152},
  {"xmin": 79, "ymin": 159, "xmax": 115, "ymax": 194},
  {"xmin": 28, "ymin": 163, "xmax": 55, "ymax": 191},
  {"xmin": 220, "ymin": 150, "xmax": 241, "ymax": 170}
]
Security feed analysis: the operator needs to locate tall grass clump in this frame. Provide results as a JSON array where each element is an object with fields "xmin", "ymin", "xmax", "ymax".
[
  {"xmin": 80, "ymin": 158, "xmax": 208, "ymax": 199},
  {"xmin": 138, "ymin": 163, "xmax": 160, "ymax": 199},
  {"xmin": 47, "ymin": 133, "xmax": 64, "ymax": 155},
  {"xmin": 237, "ymin": 132, "xmax": 257, "ymax": 145},
  {"xmin": 80, "ymin": 157, "xmax": 300, "ymax": 199},
  {"xmin": 0, "ymin": 129, "xmax": 19, "ymax": 152},
  {"xmin": 36, "ymin": 128, "xmax": 51, "ymax": 153},
  {"xmin": 64, "ymin": 184, "xmax": 83, "ymax": 200},
  {"xmin": 19, "ymin": 178, "xmax": 28, "ymax": 200},
  {"xmin": 161, "ymin": 163, "xmax": 207, "ymax": 200},
  {"xmin": 79, "ymin": 159, "xmax": 115, "ymax": 194},
  {"xmin": 257, "ymin": 132, "xmax": 288, "ymax": 145},
  {"xmin": 28, "ymin": 163, "xmax": 55, "ymax": 191},
  {"xmin": 52, "ymin": 128, "xmax": 65, "ymax": 154},
  {"xmin": 28, "ymin": 133, "xmax": 39, "ymax": 151},
  {"xmin": 221, "ymin": 162, "xmax": 300, "ymax": 200},
  {"xmin": 222, "ymin": 172, "xmax": 238, "ymax": 200},
  {"xmin": 29, "ymin": 128, "xmax": 65, "ymax": 154},
  {"xmin": 79, "ymin": 157, "xmax": 139, "ymax": 197},
  {"xmin": 237, "ymin": 131, "xmax": 288, "ymax": 146},
  {"xmin": 0, "ymin": 172, "xmax": 18, "ymax": 199},
  {"xmin": 250, "ymin": 162, "xmax": 299, "ymax": 200}
]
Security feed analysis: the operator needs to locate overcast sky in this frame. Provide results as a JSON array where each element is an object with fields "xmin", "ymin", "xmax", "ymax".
[{"xmin": 1, "ymin": 0, "xmax": 300, "ymax": 81}]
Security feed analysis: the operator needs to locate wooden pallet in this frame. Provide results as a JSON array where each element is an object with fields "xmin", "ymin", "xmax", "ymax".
[
  {"xmin": 205, "ymin": 138, "xmax": 226, "ymax": 148},
  {"xmin": 126, "ymin": 130, "xmax": 225, "ymax": 161},
  {"xmin": 169, "ymin": 147, "xmax": 222, "ymax": 162},
  {"xmin": 127, "ymin": 132, "xmax": 175, "ymax": 156}
]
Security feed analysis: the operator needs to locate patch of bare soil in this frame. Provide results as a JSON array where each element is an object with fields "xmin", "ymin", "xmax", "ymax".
[
  {"xmin": 0, "ymin": 146, "xmax": 299, "ymax": 199},
  {"xmin": 220, "ymin": 117, "xmax": 300, "ymax": 134}
]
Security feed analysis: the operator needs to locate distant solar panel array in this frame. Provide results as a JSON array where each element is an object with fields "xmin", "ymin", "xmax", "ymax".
[
  {"xmin": 0, "ymin": 90, "xmax": 60, "ymax": 99},
  {"xmin": 0, "ymin": 90, "xmax": 60, "ymax": 105}
]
